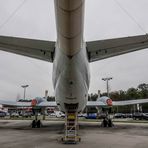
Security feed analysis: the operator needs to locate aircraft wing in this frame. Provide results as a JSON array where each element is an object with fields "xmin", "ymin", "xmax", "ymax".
[
  {"xmin": 0, "ymin": 35, "xmax": 55, "ymax": 62},
  {"xmin": 112, "ymin": 98, "xmax": 148, "ymax": 106},
  {"xmin": 37, "ymin": 101, "xmax": 57, "ymax": 107},
  {"xmin": 86, "ymin": 101, "xmax": 106, "ymax": 107},
  {"xmin": 86, "ymin": 98, "xmax": 148, "ymax": 107},
  {"xmin": 86, "ymin": 34, "xmax": 148, "ymax": 62},
  {"xmin": 0, "ymin": 99, "xmax": 57, "ymax": 107},
  {"xmin": 0, "ymin": 99, "xmax": 31, "ymax": 107}
]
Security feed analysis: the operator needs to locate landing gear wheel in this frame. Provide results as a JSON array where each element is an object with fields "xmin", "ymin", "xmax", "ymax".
[
  {"xmin": 101, "ymin": 118, "xmax": 113, "ymax": 127},
  {"xmin": 102, "ymin": 118, "xmax": 108, "ymax": 127},
  {"xmin": 108, "ymin": 118, "xmax": 113, "ymax": 127},
  {"xmin": 32, "ymin": 120, "xmax": 36, "ymax": 128},
  {"xmin": 36, "ymin": 120, "xmax": 41, "ymax": 128}
]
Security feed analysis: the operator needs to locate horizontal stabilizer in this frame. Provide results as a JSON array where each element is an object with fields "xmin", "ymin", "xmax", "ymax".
[
  {"xmin": 0, "ymin": 36, "xmax": 55, "ymax": 62},
  {"xmin": 87, "ymin": 34, "xmax": 148, "ymax": 62}
]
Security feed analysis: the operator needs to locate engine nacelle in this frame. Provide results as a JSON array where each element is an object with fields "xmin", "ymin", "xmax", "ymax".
[
  {"xmin": 31, "ymin": 97, "xmax": 44, "ymax": 107},
  {"xmin": 97, "ymin": 96, "xmax": 112, "ymax": 106}
]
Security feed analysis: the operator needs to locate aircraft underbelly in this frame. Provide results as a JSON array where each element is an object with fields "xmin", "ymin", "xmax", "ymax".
[
  {"xmin": 55, "ymin": 69, "xmax": 88, "ymax": 112},
  {"xmin": 53, "ymin": 0, "xmax": 88, "ymax": 112},
  {"xmin": 53, "ymin": 45, "xmax": 90, "ymax": 112}
]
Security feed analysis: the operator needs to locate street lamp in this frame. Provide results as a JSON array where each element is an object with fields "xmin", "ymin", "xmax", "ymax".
[
  {"xmin": 21, "ymin": 85, "xmax": 29, "ymax": 100},
  {"xmin": 102, "ymin": 77, "xmax": 113, "ymax": 97}
]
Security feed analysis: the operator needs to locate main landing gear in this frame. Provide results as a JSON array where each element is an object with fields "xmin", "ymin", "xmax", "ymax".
[
  {"xmin": 100, "ymin": 108, "xmax": 114, "ymax": 127},
  {"xmin": 101, "ymin": 117, "xmax": 114, "ymax": 127},
  {"xmin": 31, "ymin": 112, "xmax": 42, "ymax": 128},
  {"xmin": 32, "ymin": 119, "xmax": 41, "ymax": 128}
]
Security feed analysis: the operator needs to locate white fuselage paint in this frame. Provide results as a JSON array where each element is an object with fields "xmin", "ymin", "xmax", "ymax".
[{"xmin": 52, "ymin": 0, "xmax": 89, "ymax": 112}]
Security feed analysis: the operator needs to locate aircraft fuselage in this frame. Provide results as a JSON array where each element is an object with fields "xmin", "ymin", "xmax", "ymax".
[{"xmin": 53, "ymin": 0, "xmax": 89, "ymax": 112}]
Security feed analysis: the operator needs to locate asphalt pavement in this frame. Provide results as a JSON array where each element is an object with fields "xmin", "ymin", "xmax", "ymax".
[{"xmin": 0, "ymin": 120, "xmax": 148, "ymax": 148}]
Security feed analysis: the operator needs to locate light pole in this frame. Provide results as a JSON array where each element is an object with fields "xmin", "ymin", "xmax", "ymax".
[
  {"xmin": 21, "ymin": 85, "xmax": 29, "ymax": 100},
  {"xmin": 102, "ymin": 77, "xmax": 113, "ymax": 97}
]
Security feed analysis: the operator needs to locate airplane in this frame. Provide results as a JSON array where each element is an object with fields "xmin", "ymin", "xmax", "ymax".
[
  {"xmin": 1, "ymin": 95, "xmax": 148, "ymax": 124},
  {"xmin": 0, "ymin": 0, "xmax": 148, "ymax": 143}
]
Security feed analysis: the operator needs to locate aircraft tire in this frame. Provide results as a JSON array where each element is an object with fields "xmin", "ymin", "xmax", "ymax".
[
  {"xmin": 103, "ymin": 118, "xmax": 108, "ymax": 127},
  {"xmin": 32, "ymin": 120, "xmax": 36, "ymax": 128},
  {"xmin": 37, "ymin": 120, "xmax": 41, "ymax": 128}
]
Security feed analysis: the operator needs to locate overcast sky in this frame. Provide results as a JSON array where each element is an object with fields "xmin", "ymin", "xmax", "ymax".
[{"xmin": 0, "ymin": 0, "xmax": 148, "ymax": 100}]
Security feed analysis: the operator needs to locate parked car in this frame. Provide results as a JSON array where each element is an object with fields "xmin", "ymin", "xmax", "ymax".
[
  {"xmin": 85, "ymin": 113, "xmax": 97, "ymax": 119},
  {"xmin": 133, "ymin": 112, "xmax": 143, "ymax": 120},
  {"xmin": 142, "ymin": 113, "xmax": 148, "ymax": 120},
  {"xmin": 22, "ymin": 112, "xmax": 32, "ymax": 118},
  {"xmin": 10, "ymin": 112, "xmax": 19, "ymax": 118},
  {"xmin": 133, "ymin": 112, "xmax": 148, "ymax": 120},
  {"xmin": 78, "ymin": 113, "xmax": 85, "ymax": 118},
  {"xmin": 6, "ymin": 112, "xmax": 10, "ymax": 116},
  {"xmin": 49, "ymin": 113, "xmax": 56, "ymax": 117},
  {"xmin": 55, "ymin": 111, "xmax": 65, "ymax": 118},
  {"xmin": 114, "ymin": 113, "xmax": 126, "ymax": 118},
  {"xmin": 126, "ymin": 113, "xmax": 133, "ymax": 118},
  {"xmin": 0, "ymin": 111, "xmax": 6, "ymax": 117},
  {"xmin": 97, "ymin": 113, "xmax": 107, "ymax": 119}
]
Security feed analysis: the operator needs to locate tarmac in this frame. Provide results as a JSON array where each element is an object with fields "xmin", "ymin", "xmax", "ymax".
[{"xmin": 0, "ymin": 120, "xmax": 148, "ymax": 148}]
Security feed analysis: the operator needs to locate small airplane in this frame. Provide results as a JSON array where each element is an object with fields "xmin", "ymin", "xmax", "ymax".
[
  {"xmin": 1, "ymin": 0, "xmax": 148, "ymax": 143},
  {"xmin": 1, "ymin": 96, "xmax": 148, "ymax": 108},
  {"xmin": 1, "ymin": 96, "xmax": 148, "ymax": 125}
]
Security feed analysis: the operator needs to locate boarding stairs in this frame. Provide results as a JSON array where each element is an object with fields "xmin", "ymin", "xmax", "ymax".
[{"xmin": 62, "ymin": 110, "xmax": 81, "ymax": 143}]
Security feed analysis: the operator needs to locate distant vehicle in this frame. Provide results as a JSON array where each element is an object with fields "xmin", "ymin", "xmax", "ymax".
[
  {"xmin": 78, "ymin": 113, "xmax": 85, "ymax": 118},
  {"xmin": 0, "ymin": 111, "xmax": 6, "ymax": 117},
  {"xmin": 55, "ymin": 111, "xmax": 65, "ymax": 118},
  {"xmin": 85, "ymin": 113, "xmax": 97, "ymax": 119},
  {"xmin": 114, "ymin": 113, "xmax": 126, "ymax": 118},
  {"xmin": 125, "ymin": 113, "xmax": 133, "ymax": 118},
  {"xmin": 133, "ymin": 112, "xmax": 143, "ymax": 120},
  {"xmin": 22, "ymin": 112, "xmax": 32, "ymax": 118},
  {"xmin": 133, "ymin": 112, "xmax": 148, "ymax": 120},
  {"xmin": 38, "ymin": 113, "xmax": 41, "ymax": 116},
  {"xmin": 11, "ymin": 112, "xmax": 19, "ymax": 118},
  {"xmin": 97, "ymin": 113, "xmax": 107, "ymax": 119},
  {"xmin": 142, "ymin": 113, "xmax": 148, "ymax": 120},
  {"xmin": 49, "ymin": 113, "xmax": 56, "ymax": 117},
  {"xmin": 82, "ymin": 113, "xmax": 87, "ymax": 118}
]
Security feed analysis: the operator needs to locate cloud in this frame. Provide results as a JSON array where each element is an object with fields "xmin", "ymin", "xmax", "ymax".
[{"xmin": 0, "ymin": 0, "xmax": 148, "ymax": 100}]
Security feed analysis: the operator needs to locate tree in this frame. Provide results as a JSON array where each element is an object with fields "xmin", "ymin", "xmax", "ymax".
[
  {"xmin": 101, "ymin": 92, "xmax": 107, "ymax": 97},
  {"xmin": 47, "ymin": 96, "xmax": 55, "ymax": 101},
  {"xmin": 88, "ymin": 93, "xmax": 98, "ymax": 101},
  {"xmin": 126, "ymin": 88, "xmax": 140, "ymax": 99},
  {"xmin": 138, "ymin": 83, "xmax": 148, "ymax": 90},
  {"xmin": 119, "ymin": 90, "xmax": 127, "ymax": 100},
  {"xmin": 138, "ymin": 83, "xmax": 148, "ymax": 98},
  {"xmin": 110, "ymin": 91, "xmax": 120, "ymax": 101}
]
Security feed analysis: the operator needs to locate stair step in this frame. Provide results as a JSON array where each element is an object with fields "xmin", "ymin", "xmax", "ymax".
[{"xmin": 64, "ymin": 111, "xmax": 79, "ymax": 143}]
